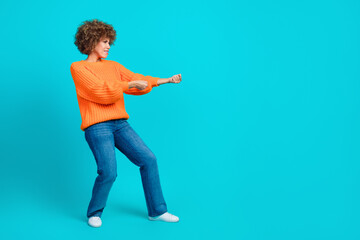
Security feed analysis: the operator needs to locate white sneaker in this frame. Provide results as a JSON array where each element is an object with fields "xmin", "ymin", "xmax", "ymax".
[
  {"xmin": 148, "ymin": 212, "xmax": 179, "ymax": 222},
  {"xmin": 88, "ymin": 216, "xmax": 102, "ymax": 227}
]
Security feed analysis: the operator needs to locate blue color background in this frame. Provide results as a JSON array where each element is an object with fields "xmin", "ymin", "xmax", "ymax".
[{"xmin": 0, "ymin": 0, "xmax": 359, "ymax": 239}]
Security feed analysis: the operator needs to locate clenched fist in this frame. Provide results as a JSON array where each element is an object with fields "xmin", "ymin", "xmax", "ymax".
[
  {"xmin": 129, "ymin": 80, "xmax": 148, "ymax": 90},
  {"xmin": 168, "ymin": 74, "xmax": 182, "ymax": 83}
]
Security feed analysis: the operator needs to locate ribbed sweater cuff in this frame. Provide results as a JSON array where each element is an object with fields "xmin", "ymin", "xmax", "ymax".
[
  {"xmin": 151, "ymin": 77, "xmax": 160, "ymax": 87},
  {"xmin": 123, "ymin": 82, "xmax": 130, "ymax": 91}
]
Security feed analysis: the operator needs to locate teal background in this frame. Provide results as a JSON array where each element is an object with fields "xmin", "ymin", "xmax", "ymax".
[{"xmin": 0, "ymin": 0, "xmax": 359, "ymax": 239}]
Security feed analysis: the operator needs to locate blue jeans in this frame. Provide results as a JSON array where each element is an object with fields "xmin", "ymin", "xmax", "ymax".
[{"xmin": 84, "ymin": 119, "xmax": 168, "ymax": 218}]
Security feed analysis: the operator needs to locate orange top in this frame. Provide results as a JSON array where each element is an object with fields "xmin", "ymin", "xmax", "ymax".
[{"xmin": 70, "ymin": 59, "xmax": 159, "ymax": 131}]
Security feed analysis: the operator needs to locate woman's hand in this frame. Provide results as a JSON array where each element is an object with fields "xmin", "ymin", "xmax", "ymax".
[
  {"xmin": 128, "ymin": 80, "xmax": 148, "ymax": 90},
  {"xmin": 168, "ymin": 74, "xmax": 182, "ymax": 83}
]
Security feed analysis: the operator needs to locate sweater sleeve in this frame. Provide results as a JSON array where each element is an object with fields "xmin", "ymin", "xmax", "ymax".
[
  {"xmin": 115, "ymin": 62, "xmax": 159, "ymax": 96},
  {"xmin": 70, "ymin": 63, "xmax": 129, "ymax": 105}
]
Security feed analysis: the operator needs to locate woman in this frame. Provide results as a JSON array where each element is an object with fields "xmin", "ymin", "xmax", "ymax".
[{"xmin": 70, "ymin": 19, "xmax": 181, "ymax": 228}]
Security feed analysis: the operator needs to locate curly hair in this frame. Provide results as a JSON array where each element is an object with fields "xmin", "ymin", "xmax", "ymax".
[{"xmin": 74, "ymin": 19, "xmax": 116, "ymax": 55}]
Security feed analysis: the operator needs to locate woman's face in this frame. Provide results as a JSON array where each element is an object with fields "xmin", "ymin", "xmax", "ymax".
[{"xmin": 92, "ymin": 37, "xmax": 111, "ymax": 59}]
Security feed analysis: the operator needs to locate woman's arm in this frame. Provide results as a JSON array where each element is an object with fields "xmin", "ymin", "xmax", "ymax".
[
  {"xmin": 70, "ymin": 63, "xmax": 129, "ymax": 104},
  {"xmin": 156, "ymin": 74, "xmax": 182, "ymax": 86},
  {"xmin": 127, "ymin": 74, "xmax": 182, "ymax": 91},
  {"xmin": 156, "ymin": 78, "xmax": 170, "ymax": 86},
  {"xmin": 116, "ymin": 62, "xmax": 159, "ymax": 95}
]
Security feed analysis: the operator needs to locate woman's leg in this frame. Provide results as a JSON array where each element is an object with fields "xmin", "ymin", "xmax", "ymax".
[
  {"xmin": 113, "ymin": 119, "xmax": 168, "ymax": 217},
  {"xmin": 84, "ymin": 121, "xmax": 117, "ymax": 218}
]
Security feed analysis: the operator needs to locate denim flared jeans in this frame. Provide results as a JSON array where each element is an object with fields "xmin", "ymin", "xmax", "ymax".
[{"xmin": 84, "ymin": 119, "xmax": 168, "ymax": 218}]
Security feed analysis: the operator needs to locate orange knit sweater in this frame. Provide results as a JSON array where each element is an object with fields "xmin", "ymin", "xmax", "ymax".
[{"xmin": 70, "ymin": 59, "xmax": 159, "ymax": 131}]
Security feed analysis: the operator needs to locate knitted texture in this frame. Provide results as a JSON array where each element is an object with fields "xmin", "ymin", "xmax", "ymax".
[{"xmin": 70, "ymin": 59, "xmax": 159, "ymax": 131}]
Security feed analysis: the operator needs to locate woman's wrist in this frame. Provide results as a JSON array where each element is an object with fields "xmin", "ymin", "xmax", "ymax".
[
  {"xmin": 156, "ymin": 78, "xmax": 170, "ymax": 86},
  {"xmin": 128, "ymin": 81, "xmax": 135, "ymax": 88}
]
